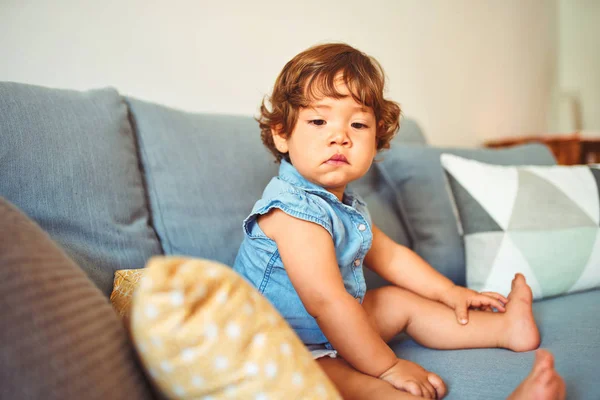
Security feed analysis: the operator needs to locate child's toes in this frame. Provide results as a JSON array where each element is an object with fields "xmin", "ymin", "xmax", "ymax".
[
  {"xmin": 400, "ymin": 380, "xmax": 423, "ymax": 397},
  {"xmin": 532, "ymin": 349, "xmax": 554, "ymax": 375},
  {"xmin": 535, "ymin": 369, "xmax": 555, "ymax": 386},
  {"xmin": 428, "ymin": 373, "xmax": 447, "ymax": 398}
]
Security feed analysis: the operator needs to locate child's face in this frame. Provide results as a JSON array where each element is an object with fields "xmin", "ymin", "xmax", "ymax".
[{"xmin": 272, "ymin": 80, "xmax": 377, "ymax": 200}]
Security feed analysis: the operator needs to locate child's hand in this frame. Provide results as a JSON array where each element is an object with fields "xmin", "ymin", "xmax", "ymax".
[
  {"xmin": 379, "ymin": 358, "xmax": 446, "ymax": 399},
  {"xmin": 440, "ymin": 285, "xmax": 508, "ymax": 325}
]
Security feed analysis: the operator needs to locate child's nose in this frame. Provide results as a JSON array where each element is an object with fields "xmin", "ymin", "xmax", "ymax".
[{"xmin": 329, "ymin": 129, "xmax": 350, "ymax": 146}]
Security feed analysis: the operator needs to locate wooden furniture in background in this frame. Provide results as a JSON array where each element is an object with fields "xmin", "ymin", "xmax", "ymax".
[{"xmin": 484, "ymin": 134, "xmax": 600, "ymax": 165}]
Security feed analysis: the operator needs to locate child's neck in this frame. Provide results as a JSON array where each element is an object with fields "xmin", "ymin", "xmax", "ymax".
[{"xmin": 326, "ymin": 186, "xmax": 346, "ymax": 202}]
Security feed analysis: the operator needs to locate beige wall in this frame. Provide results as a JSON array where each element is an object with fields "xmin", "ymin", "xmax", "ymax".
[
  {"xmin": 551, "ymin": 0, "xmax": 600, "ymax": 135},
  {"xmin": 0, "ymin": 0, "xmax": 557, "ymax": 147}
]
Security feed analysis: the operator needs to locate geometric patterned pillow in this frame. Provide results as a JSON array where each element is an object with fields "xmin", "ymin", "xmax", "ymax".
[{"xmin": 441, "ymin": 154, "xmax": 600, "ymax": 300}]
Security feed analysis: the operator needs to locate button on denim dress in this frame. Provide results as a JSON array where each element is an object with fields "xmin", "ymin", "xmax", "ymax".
[{"xmin": 233, "ymin": 160, "xmax": 373, "ymax": 345}]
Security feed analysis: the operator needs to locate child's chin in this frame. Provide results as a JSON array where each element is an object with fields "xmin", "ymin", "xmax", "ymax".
[{"xmin": 320, "ymin": 177, "xmax": 352, "ymax": 190}]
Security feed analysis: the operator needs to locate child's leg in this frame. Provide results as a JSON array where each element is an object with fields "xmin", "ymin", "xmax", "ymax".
[
  {"xmin": 317, "ymin": 357, "xmax": 426, "ymax": 400},
  {"xmin": 362, "ymin": 274, "xmax": 540, "ymax": 351}
]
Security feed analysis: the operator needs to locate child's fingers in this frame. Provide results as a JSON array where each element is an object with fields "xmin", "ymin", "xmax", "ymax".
[
  {"xmin": 474, "ymin": 294, "xmax": 505, "ymax": 311},
  {"xmin": 480, "ymin": 291, "xmax": 508, "ymax": 304},
  {"xmin": 455, "ymin": 304, "xmax": 469, "ymax": 325},
  {"xmin": 428, "ymin": 373, "xmax": 446, "ymax": 398}
]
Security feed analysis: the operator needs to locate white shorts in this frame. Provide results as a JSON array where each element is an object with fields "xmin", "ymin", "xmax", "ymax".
[{"xmin": 307, "ymin": 344, "xmax": 338, "ymax": 359}]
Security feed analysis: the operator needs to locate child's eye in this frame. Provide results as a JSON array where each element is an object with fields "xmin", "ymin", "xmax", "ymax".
[
  {"xmin": 308, "ymin": 119, "xmax": 326, "ymax": 126},
  {"xmin": 352, "ymin": 122, "xmax": 368, "ymax": 129}
]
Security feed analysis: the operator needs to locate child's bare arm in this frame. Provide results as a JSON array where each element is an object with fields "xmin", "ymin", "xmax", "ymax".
[
  {"xmin": 365, "ymin": 224, "xmax": 455, "ymax": 299},
  {"xmin": 365, "ymin": 224, "xmax": 507, "ymax": 323},
  {"xmin": 258, "ymin": 209, "xmax": 397, "ymax": 377}
]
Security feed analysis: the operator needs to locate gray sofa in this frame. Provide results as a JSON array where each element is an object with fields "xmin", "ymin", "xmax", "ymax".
[{"xmin": 0, "ymin": 81, "xmax": 598, "ymax": 399}]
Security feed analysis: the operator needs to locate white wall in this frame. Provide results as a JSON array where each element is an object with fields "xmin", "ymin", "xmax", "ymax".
[
  {"xmin": 552, "ymin": 0, "xmax": 600, "ymax": 135},
  {"xmin": 0, "ymin": 0, "xmax": 557, "ymax": 147}
]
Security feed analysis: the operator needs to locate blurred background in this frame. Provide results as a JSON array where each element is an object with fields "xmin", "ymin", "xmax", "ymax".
[{"xmin": 0, "ymin": 0, "xmax": 598, "ymax": 148}]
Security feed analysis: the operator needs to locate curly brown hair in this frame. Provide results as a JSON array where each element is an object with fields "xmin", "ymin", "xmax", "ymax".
[{"xmin": 258, "ymin": 43, "xmax": 401, "ymax": 163}]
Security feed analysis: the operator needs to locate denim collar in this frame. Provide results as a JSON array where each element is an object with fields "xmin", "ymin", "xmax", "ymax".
[{"xmin": 278, "ymin": 159, "xmax": 365, "ymax": 208}]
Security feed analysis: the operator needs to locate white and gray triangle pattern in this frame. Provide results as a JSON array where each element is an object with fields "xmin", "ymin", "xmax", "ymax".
[{"xmin": 441, "ymin": 154, "xmax": 600, "ymax": 299}]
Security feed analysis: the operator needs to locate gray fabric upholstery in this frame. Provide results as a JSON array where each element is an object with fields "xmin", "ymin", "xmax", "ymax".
[
  {"xmin": 395, "ymin": 117, "xmax": 428, "ymax": 145},
  {"xmin": 127, "ymin": 95, "xmax": 423, "ymax": 292},
  {"xmin": 0, "ymin": 82, "xmax": 162, "ymax": 295},
  {"xmin": 350, "ymin": 116, "xmax": 427, "ymax": 250},
  {"xmin": 390, "ymin": 289, "xmax": 600, "ymax": 400},
  {"xmin": 0, "ymin": 197, "xmax": 156, "ymax": 400},
  {"xmin": 127, "ymin": 97, "xmax": 279, "ymax": 267},
  {"xmin": 379, "ymin": 143, "xmax": 557, "ymax": 285},
  {"xmin": 349, "ymin": 117, "xmax": 427, "ymax": 289}
]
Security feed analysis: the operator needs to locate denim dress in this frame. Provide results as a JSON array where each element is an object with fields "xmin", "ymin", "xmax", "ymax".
[{"xmin": 233, "ymin": 160, "xmax": 373, "ymax": 346}]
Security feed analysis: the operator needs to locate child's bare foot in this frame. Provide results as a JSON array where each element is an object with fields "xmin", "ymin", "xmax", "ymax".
[
  {"xmin": 502, "ymin": 273, "xmax": 541, "ymax": 352},
  {"xmin": 507, "ymin": 349, "xmax": 566, "ymax": 400}
]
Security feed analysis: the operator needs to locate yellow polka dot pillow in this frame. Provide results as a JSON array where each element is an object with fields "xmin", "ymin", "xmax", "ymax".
[
  {"xmin": 130, "ymin": 256, "xmax": 341, "ymax": 399},
  {"xmin": 110, "ymin": 268, "xmax": 144, "ymax": 317}
]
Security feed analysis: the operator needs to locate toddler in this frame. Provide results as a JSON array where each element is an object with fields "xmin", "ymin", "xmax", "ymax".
[{"xmin": 234, "ymin": 43, "xmax": 564, "ymax": 399}]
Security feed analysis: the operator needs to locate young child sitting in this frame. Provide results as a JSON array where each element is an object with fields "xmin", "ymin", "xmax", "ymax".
[{"xmin": 234, "ymin": 43, "xmax": 564, "ymax": 400}]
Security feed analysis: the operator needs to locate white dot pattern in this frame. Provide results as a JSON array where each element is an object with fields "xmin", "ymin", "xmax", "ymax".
[
  {"xmin": 280, "ymin": 343, "xmax": 291, "ymax": 355},
  {"xmin": 214, "ymin": 356, "xmax": 228, "ymax": 370},
  {"xmin": 204, "ymin": 323, "xmax": 218, "ymax": 340},
  {"xmin": 160, "ymin": 360, "xmax": 173, "ymax": 373},
  {"xmin": 145, "ymin": 304, "xmax": 158, "ymax": 319},
  {"xmin": 129, "ymin": 257, "xmax": 342, "ymax": 399},
  {"xmin": 226, "ymin": 322, "xmax": 241, "ymax": 339},
  {"xmin": 265, "ymin": 362, "xmax": 278, "ymax": 378},
  {"xmin": 245, "ymin": 362, "xmax": 259, "ymax": 376},
  {"xmin": 170, "ymin": 290, "xmax": 184, "ymax": 306},
  {"xmin": 253, "ymin": 333, "xmax": 266, "ymax": 347},
  {"xmin": 173, "ymin": 385, "xmax": 186, "ymax": 396},
  {"xmin": 192, "ymin": 375, "xmax": 204, "ymax": 387},
  {"xmin": 181, "ymin": 348, "xmax": 196, "ymax": 363},
  {"xmin": 150, "ymin": 336, "xmax": 162, "ymax": 347},
  {"xmin": 216, "ymin": 290, "xmax": 228, "ymax": 304},
  {"xmin": 292, "ymin": 372, "xmax": 304, "ymax": 386}
]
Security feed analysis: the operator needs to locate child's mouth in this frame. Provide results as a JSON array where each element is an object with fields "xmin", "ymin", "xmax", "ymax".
[{"xmin": 326, "ymin": 154, "xmax": 349, "ymax": 165}]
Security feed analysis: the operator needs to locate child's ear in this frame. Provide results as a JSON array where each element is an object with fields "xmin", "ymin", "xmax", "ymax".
[{"xmin": 271, "ymin": 125, "xmax": 289, "ymax": 154}]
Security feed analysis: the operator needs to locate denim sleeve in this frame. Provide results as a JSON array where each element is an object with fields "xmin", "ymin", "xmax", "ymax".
[{"xmin": 243, "ymin": 190, "xmax": 333, "ymax": 238}]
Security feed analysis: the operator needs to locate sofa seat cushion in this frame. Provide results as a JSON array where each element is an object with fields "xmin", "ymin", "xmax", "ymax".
[
  {"xmin": 389, "ymin": 289, "xmax": 600, "ymax": 400},
  {"xmin": 0, "ymin": 197, "xmax": 156, "ymax": 400},
  {"xmin": 0, "ymin": 82, "xmax": 162, "ymax": 295}
]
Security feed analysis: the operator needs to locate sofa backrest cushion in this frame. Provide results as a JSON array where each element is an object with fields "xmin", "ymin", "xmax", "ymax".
[
  {"xmin": 0, "ymin": 82, "xmax": 162, "ymax": 295},
  {"xmin": 127, "ymin": 98, "xmax": 421, "ymax": 283},
  {"xmin": 349, "ymin": 117, "xmax": 427, "ymax": 288},
  {"xmin": 0, "ymin": 196, "xmax": 157, "ymax": 400},
  {"xmin": 126, "ymin": 98, "xmax": 279, "ymax": 268}
]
